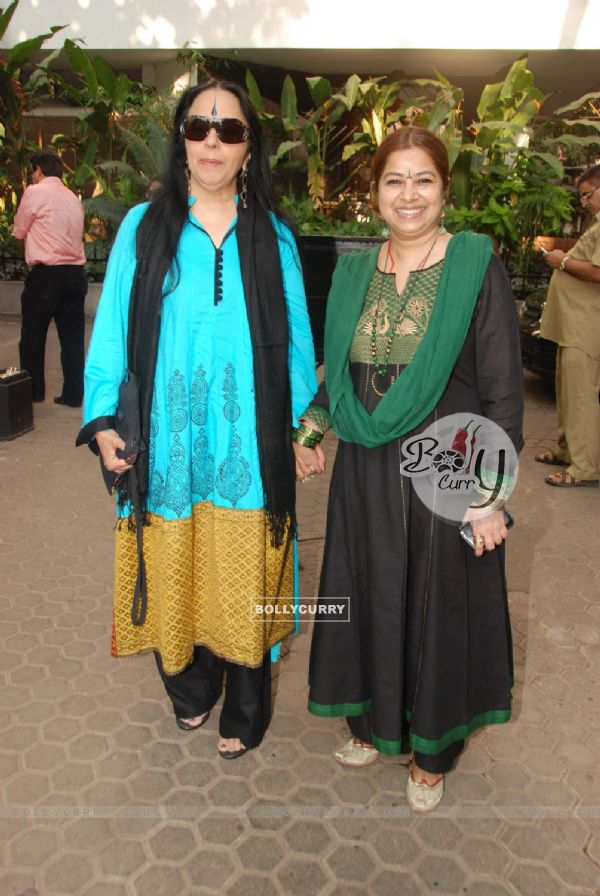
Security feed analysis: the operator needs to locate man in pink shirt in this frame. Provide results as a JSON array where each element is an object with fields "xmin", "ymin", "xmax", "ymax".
[{"xmin": 12, "ymin": 151, "xmax": 87, "ymax": 406}]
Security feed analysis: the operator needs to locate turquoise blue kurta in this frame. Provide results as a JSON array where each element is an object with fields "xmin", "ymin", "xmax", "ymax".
[
  {"xmin": 83, "ymin": 200, "xmax": 317, "ymax": 672},
  {"xmin": 84, "ymin": 200, "xmax": 317, "ymax": 516}
]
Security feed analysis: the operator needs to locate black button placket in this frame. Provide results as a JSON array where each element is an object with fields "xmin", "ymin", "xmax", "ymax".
[{"xmin": 188, "ymin": 216, "xmax": 237, "ymax": 306}]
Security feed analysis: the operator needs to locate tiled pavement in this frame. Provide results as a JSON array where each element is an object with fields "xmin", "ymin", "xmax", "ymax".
[{"xmin": 1, "ymin": 313, "xmax": 599, "ymax": 896}]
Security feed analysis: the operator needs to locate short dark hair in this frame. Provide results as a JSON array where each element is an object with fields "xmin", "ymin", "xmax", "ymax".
[
  {"xmin": 31, "ymin": 151, "xmax": 63, "ymax": 178},
  {"xmin": 577, "ymin": 164, "xmax": 600, "ymax": 188},
  {"xmin": 371, "ymin": 126, "xmax": 450, "ymax": 191}
]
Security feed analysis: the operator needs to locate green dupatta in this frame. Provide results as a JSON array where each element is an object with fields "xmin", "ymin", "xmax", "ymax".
[{"xmin": 325, "ymin": 231, "xmax": 493, "ymax": 447}]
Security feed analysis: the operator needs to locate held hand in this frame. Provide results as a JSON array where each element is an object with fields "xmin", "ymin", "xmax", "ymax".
[
  {"xmin": 293, "ymin": 442, "xmax": 325, "ymax": 481},
  {"xmin": 543, "ymin": 249, "xmax": 566, "ymax": 271},
  {"xmin": 463, "ymin": 508, "xmax": 509, "ymax": 558},
  {"xmin": 95, "ymin": 429, "xmax": 134, "ymax": 475}
]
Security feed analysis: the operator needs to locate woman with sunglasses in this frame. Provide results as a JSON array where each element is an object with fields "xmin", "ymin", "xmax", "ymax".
[{"xmin": 78, "ymin": 80, "xmax": 317, "ymax": 759}]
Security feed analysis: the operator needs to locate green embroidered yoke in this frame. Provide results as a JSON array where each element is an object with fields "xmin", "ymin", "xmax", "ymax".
[{"xmin": 350, "ymin": 261, "xmax": 443, "ymax": 365}]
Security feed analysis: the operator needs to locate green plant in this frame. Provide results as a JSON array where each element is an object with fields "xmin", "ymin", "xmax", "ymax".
[{"xmin": 0, "ymin": 1, "xmax": 66, "ymax": 215}]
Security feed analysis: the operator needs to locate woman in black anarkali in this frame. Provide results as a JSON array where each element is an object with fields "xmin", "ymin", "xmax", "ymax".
[{"xmin": 292, "ymin": 127, "xmax": 523, "ymax": 812}]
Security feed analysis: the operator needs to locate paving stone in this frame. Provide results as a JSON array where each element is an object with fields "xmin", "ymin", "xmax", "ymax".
[
  {"xmin": 485, "ymin": 760, "xmax": 532, "ymax": 791},
  {"xmin": 223, "ymin": 873, "xmax": 280, "ymax": 896},
  {"xmin": 143, "ymin": 742, "xmax": 184, "ymax": 769},
  {"xmin": 413, "ymin": 818, "xmax": 462, "ymax": 851},
  {"xmin": 289, "ymin": 785, "xmax": 335, "ymax": 807},
  {"xmin": 97, "ymin": 751, "xmax": 142, "ymax": 780},
  {"xmin": 237, "ymin": 833, "xmax": 285, "ymax": 871},
  {"xmin": 458, "ymin": 837, "xmax": 512, "ymax": 877},
  {"xmin": 252, "ymin": 768, "xmax": 296, "ymax": 799},
  {"xmin": 51, "ymin": 761, "xmax": 96, "ymax": 791},
  {"xmin": 185, "ymin": 848, "xmax": 236, "ymax": 889},
  {"xmin": 260, "ymin": 736, "xmax": 301, "ymax": 768},
  {"xmin": 197, "ymin": 814, "xmax": 246, "ymax": 846},
  {"xmin": 0, "ymin": 752, "xmax": 19, "ymax": 779},
  {"xmin": 466, "ymin": 884, "xmax": 515, "ymax": 896},
  {"xmin": 372, "ymin": 827, "xmax": 421, "ymax": 867},
  {"xmin": 97, "ymin": 838, "xmax": 147, "ymax": 877},
  {"xmin": 371, "ymin": 869, "xmax": 422, "ymax": 896},
  {"xmin": 69, "ymin": 733, "xmax": 110, "ymax": 761},
  {"xmin": 10, "ymin": 827, "xmax": 58, "ymax": 867},
  {"xmin": 416, "ymin": 854, "xmax": 466, "ymax": 894},
  {"xmin": 83, "ymin": 882, "xmax": 130, "ymax": 896},
  {"xmin": 61, "ymin": 818, "xmax": 113, "ymax": 853},
  {"xmin": 546, "ymin": 845, "xmax": 600, "ymax": 890},
  {"xmin": 113, "ymin": 725, "xmax": 153, "ymax": 750},
  {"xmin": 246, "ymin": 799, "xmax": 292, "ymax": 832},
  {"xmin": 42, "ymin": 852, "xmax": 96, "ymax": 893},
  {"xmin": 332, "ymin": 773, "xmax": 376, "ymax": 806},
  {"xmin": 84, "ymin": 709, "xmax": 126, "ymax": 733},
  {"xmin": 283, "ymin": 819, "xmax": 332, "ymax": 854},
  {"xmin": 133, "ymin": 865, "xmax": 185, "ymax": 896},
  {"xmin": 327, "ymin": 843, "xmax": 375, "ymax": 882},
  {"xmin": 509, "ymin": 862, "xmax": 565, "ymax": 896},
  {"xmin": 501, "ymin": 823, "xmax": 551, "ymax": 861},
  {"xmin": 277, "ymin": 858, "xmax": 329, "ymax": 896},
  {"xmin": 208, "ymin": 778, "xmax": 252, "ymax": 808},
  {"xmin": 175, "ymin": 759, "xmax": 218, "ymax": 789},
  {"xmin": 42, "ymin": 717, "xmax": 82, "ymax": 743},
  {"xmin": 5, "ymin": 771, "xmax": 52, "ymax": 804},
  {"xmin": 0, "ymin": 871, "xmax": 38, "ymax": 896},
  {"xmin": 129, "ymin": 769, "xmax": 175, "ymax": 801},
  {"xmin": 146, "ymin": 823, "xmax": 197, "ymax": 861},
  {"xmin": 298, "ymin": 728, "xmax": 339, "ymax": 756}
]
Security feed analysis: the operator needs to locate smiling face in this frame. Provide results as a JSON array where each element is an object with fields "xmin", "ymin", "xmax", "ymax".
[
  {"xmin": 184, "ymin": 88, "xmax": 250, "ymax": 202},
  {"xmin": 376, "ymin": 146, "xmax": 445, "ymax": 244}
]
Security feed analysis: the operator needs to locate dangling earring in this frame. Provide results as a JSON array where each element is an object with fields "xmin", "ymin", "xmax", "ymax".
[
  {"xmin": 439, "ymin": 210, "xmax": 447, "ymax": 234},
  {"xmin": 240, "ymin": 166, "xmax": 248, "ymax": 209},
  {"xmin": 185, "ymin": 161, "xmax": 191, "ymax": 196}
]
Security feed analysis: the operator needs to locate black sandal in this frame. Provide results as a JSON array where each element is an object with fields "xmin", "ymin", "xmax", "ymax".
[{"xmin": 175, "ymin": 711, "xmax": 210, "ymax": 731}]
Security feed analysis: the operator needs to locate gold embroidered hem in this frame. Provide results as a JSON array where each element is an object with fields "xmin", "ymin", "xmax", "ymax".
[{"xmin": 112, "ymin": 502, "xmax": 295, "ymax": 674}]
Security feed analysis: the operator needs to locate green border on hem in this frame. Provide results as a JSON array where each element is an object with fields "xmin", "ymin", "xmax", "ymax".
[
  {"xmin": 372, "ymin": 734, "xmax": 404, "ymax": 755},
  {"xmin": 409, "ymin": 709, "xmax": 511, "ymax": 755},
  {"xmin": 307, "ymin": 698, "xmax": 373, "ymax": 718}
]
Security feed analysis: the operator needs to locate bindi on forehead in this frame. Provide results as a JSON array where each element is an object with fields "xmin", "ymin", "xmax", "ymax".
[{"xmin": 211, "ymin": 95, "xmax": 218, "ymax": 116}]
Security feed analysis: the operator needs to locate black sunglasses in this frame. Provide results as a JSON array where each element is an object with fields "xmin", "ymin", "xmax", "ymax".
[{"xmin": 180, "ymin": 116, "xmax": 249, "ymax": 145}]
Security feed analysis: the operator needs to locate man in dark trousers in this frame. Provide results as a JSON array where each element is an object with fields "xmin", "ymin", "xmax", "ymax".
[{"xmin": 12, "ymin": 151, "xmax": 87, "ymax": 407}]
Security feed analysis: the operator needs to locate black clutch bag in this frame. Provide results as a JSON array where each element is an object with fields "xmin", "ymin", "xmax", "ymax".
[{"xmin": 100, "ymin": 369, "xmax": 146, "ymax": 494}]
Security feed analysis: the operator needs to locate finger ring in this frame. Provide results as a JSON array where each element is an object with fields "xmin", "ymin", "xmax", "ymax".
[{"xmin": 474, "ymin": 535, "xmax": 485, "ymax": 547}]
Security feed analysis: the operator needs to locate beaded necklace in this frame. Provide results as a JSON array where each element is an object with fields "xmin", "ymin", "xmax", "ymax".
[{"xmin": 370, "ymin": 235, "xmax": 439, "ymax": 396}]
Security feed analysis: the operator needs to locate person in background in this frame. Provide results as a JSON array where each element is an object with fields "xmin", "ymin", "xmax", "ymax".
[
  {"xmin": 12, "ymin": 151, "xmax": 87, "ymax": 407},
  {"xmin": 536, "ymin": 164, "xmax": 600, "ymax": 488},
  {"xmin": 293, "ymin": 127, "xmax": 523, "ymax": 812},
  {"xmin": 77, "ymin": 80, "xmax": 317, "ymax": 759}
]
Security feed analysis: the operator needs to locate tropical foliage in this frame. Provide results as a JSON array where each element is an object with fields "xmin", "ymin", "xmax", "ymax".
[{"xmin": 1, "ymin": 1, "xmax": 598, "ymax": 267}]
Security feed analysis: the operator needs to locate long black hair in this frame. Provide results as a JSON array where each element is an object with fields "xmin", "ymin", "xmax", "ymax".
[{"xmin": 136, "ymin": 78, "xmax": 283, "ymax": 294}]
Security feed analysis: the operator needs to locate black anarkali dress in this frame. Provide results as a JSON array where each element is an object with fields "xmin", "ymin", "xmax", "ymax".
[{"xmin": 306, "ymin": 254, "xmax": 523, "ymax": 759}]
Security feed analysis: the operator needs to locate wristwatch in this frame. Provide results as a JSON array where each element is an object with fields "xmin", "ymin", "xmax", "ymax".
[{"xmin": 559, "ymin": 255, "xmax": 569, "ymax": 271}]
